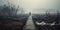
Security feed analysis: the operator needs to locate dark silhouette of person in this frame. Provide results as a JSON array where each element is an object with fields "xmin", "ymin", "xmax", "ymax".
[{"xmin": 29, "ymin": 12, "xmax": 31, "ymax": 16}]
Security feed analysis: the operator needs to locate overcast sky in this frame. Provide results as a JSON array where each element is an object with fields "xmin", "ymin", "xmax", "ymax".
[{"xmin": 0, "ymin": 0, "xmax": 60, "ymax": 14}]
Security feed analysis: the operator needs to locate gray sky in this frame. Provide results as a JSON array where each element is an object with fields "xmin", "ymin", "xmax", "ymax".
[{"xmin": 0, "ymin": 0, "xmax": 60, "ymax": 14}]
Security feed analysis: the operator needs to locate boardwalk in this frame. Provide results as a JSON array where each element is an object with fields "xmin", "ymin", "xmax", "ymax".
[{"xmin": 23, "ymin": 15, "xmax": 37, "ymax": 30}]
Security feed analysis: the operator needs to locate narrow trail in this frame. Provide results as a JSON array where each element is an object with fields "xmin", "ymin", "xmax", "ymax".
[{"xmin": 23, "ymin": 15, "xmax": 37, "ymax": 30}]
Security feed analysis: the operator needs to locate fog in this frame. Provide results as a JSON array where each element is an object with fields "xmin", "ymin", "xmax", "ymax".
[{"xmin": 0, "ymin": 0, "xmax": 60, "ymax": 14}]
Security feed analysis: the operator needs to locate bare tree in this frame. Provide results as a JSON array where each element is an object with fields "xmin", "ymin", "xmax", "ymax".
[{"xmin": 0, "ymin": 4, "xmax": 18, "ymax": 16}]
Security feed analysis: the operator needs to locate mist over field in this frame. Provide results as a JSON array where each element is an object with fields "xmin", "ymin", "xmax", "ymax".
[{"xmin": 0, "ymin": 0, "xmax": 60, "ymax": 14}]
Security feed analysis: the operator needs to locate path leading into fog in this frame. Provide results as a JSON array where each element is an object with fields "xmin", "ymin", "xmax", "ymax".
[{"xmin": 23, "ymin": 15, "xmax": 37, "ymax": 30}]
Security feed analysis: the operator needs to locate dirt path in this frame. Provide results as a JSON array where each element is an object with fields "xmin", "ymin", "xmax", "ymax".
[{"xmin": 23, "ymin": 16, "xmax": 37, "ymax": 30}]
